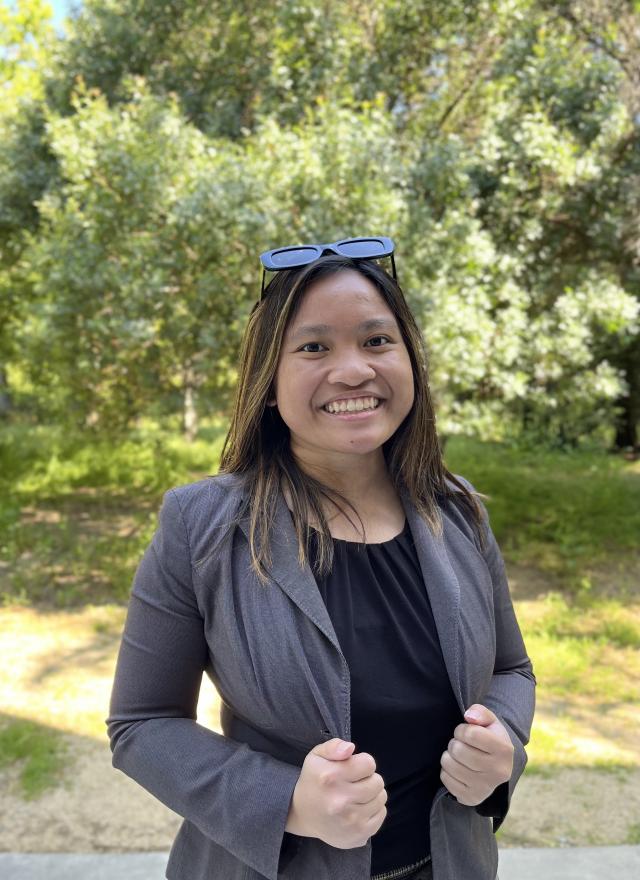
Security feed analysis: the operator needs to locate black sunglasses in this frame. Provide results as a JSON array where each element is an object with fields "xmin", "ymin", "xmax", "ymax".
[{"xmin": 259, "ymin": 236, "xmax": 396, "ymax": 300}]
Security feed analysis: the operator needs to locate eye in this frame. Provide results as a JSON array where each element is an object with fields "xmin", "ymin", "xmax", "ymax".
[{"xmin": 297, "ymin": 336, "xmax": 392, "ymax": 353}]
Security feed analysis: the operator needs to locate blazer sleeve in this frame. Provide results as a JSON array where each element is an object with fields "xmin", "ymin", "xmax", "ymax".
[
  {"xmin": 105, "ymin": 488, "xmax": 302, "ymax": 880},
  {"xmin": 454, "ymin": 476, "xmax": 537, "ymax": 832}
]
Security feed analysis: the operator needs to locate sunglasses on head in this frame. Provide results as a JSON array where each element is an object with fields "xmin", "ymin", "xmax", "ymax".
[{"xmin": 258, "ymin": 236, "xmax": 396, "ymax": 300}]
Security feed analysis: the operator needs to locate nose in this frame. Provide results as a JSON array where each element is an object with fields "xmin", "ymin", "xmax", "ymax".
[{"xmin": 328, "ymin": 351, "xmax": 376, "ymax": 385}]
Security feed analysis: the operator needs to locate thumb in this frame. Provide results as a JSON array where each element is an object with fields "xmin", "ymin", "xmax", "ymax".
[
  {"xmin": 312, "ymin": 738, "xmax": 355, "ymax": 760},
  {"xmin": 464, "ymin": 703, "xmax": 497, "ymax": 727}
]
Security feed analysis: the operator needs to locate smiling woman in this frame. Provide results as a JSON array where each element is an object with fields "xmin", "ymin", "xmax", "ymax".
[
  {"xmin": 106, "ymin": 239, "xmax": 536, "ymax": 880},
  {"xmin": 265, "ymin": 268, "xmax": 415, "ymax": 531}
]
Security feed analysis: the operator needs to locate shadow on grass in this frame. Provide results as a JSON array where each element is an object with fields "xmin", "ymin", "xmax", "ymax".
[{"xmin": 0, "ymin": 713, "xmax": 74, "ymax": 800}]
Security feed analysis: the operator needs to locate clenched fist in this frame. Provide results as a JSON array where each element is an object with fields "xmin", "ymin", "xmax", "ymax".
[
  {"xmin": 286, "ymin": 738, "xmax": 388, "ymax": 849},
  {"xmin": 440, "ymin": 704, "xmax": 514, "ymax": 807}
]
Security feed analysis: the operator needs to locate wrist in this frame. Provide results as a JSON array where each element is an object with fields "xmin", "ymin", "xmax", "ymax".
[{"xmin": 285, "ymin": 786, "xmax": 312, "ymax": 837}]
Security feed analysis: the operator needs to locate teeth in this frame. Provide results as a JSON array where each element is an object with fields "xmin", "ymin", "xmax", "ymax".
[{"xmin": 324, "ymin": 397, "xmax": 381, "ymax": 413}]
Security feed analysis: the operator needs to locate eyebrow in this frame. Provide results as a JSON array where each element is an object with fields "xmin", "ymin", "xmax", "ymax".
[{"xmin": 289, "ymin": 318, "xmax": 398, "ymax": 340}]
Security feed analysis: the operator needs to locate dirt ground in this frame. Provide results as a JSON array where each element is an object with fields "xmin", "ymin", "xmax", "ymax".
[
  {"xmin": 2, "ymin": 734, "xmax": 640, "ymax": 852},
  {"xmin": 1, "ymin": 562, "xmax": 639, "ymax": 853}
]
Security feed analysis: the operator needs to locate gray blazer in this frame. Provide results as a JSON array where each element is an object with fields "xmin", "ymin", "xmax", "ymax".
[{"xmin": 106, "ymin": 472, "xmax": 536, "ymax": 880}]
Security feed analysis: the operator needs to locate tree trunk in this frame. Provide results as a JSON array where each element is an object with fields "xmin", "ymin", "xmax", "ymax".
[
  {"xmin": 0, "ymin": 365, "xmax": 12, "ymax": 416},
  {"xmin": 612, "ymin": 336, "xmax": 640, "ymax": 451}
]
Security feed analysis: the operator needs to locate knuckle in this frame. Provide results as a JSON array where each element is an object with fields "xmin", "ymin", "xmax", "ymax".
[
  {"xmin": 362, "ymin": 752, "xmax": 377, "ymax": 773},
  {"xmin": 326, "ymin": 796, "xmax": 346, "ymax": 817},
  {"xmin": 318, "ymin": 769, "xmax": 335, "ymax": 787}
]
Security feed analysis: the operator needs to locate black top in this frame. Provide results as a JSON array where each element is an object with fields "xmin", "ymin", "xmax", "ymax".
[{"xmin": 307, "ymin": 519, "xmax": 462, "ymax": 877}]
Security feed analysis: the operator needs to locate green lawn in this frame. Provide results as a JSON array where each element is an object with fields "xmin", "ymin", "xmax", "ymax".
[{"xmin": 444, "ymin": 436, "xmax": 640, "ymax": 594}]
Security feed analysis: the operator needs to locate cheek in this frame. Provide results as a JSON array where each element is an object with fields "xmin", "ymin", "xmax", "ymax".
[{"xmin": 393, "ymin": 357, "xmax": 415, "ymax": 404}]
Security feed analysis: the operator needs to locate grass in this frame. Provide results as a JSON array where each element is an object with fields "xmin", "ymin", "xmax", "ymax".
[
  {"xmin": 515, "ymin": 592, "xmax": 640, "ymax": 774},
  {"xmin": 0, "ymin": 414, "xmax": 230, "ymax": 606},
  {"xmin": 0, "ymin": 424, "xmax": 638, "ymax": 606},
  {"xmin": 444, "ymin": 436, "xmax": 640, "ymax": 593},
  {"xmin": 627, "ymin": 824, "xmax": 640, "ymax": 844},
  {"xmin": 0, "ymin": 716, "xmax": 71, "ymax": 800}
]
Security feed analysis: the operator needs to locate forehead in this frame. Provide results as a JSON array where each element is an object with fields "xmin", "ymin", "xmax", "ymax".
[{"xmin": 286, "ymin": 270, "xmax": 397, "ymax": 336}]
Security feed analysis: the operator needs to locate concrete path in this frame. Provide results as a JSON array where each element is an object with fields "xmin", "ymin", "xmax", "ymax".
[{"xmin": 0, "ymin": 846, "xmax": 639, "ymax": 879}]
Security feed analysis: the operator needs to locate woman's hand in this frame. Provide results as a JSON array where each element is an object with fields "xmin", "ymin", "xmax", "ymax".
[
  {"xmin": 286, "ymin": 738, "xmax": 388, "ymax": 849},
  {"xmin": 440, "ymin": 703, "xmax": 514, "ymax": 807}
]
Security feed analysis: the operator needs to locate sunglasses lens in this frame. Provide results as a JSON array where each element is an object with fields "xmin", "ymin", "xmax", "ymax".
[
  {"xmin": 270, "ymin": 246, "xmax": 319, "ymax": 268},
  {"xmin": 337, "ymin": 239, "xmax": 386, "ymax": 257}
]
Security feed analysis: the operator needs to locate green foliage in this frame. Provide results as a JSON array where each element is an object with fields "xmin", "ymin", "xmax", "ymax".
[
  {"xmin": 0, "ymin": 715, "xmax": 71, "ymax": 799},
  {"xmin": 0, "ymin": 0, "xmax": 55, "ymax": 114},
  {"xmin": 0, "ymin": 416, "xmax": 226, "ymax": 501},
  {"xmin": 1, "ymin": 0, "xmax": 640, "ymax": 447},
  {"xmin": 12, "ymin": 80, "xmax": 264, "ymax": 431}
]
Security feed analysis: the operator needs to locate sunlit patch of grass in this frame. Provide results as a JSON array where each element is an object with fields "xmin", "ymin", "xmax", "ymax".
[
  {"xmin": 516, "ymin": 592, "xmax": 640, "ymax": 702},
  {"xmin": 513, "ymin": 592, "xmax": 640, "ymax": 775},
  {"xmin": 0, "ymin": 716, "xmax": 71, "ymax": 799},
  {"xmin": 528, "ymin": 631, "xmax": 638, "ymax": 702},
  {"xmin": 525, "ymin": 712, "xmax": 638, "ymax": 774},
  {"xmin": 0, "ymin": 605, "xmax": 221, "ymax": 748}
]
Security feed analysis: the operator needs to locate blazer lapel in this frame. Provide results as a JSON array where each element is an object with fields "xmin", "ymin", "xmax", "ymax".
[
  {"xmin": 398, "ymin": 484, "xmax": 465, "ymax": 714},
  {"xmin": 238, "ymin": 488, "xmax": 345, "ymax": 658}
]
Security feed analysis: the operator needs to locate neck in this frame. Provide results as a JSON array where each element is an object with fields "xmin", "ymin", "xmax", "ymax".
[{"xmin": 295, "ymin": 449, "xmax": 392, "ymax": 510}]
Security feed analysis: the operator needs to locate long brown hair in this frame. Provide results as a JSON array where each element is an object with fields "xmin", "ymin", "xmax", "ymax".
[{"xmin": 217, "ymin": 254, "xmax": 486, "ymax": 585}]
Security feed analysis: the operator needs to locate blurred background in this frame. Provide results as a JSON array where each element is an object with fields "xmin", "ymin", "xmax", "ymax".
[{"xmin": 0, "ymin": 0, "xmax": 639, "ymax": 859}]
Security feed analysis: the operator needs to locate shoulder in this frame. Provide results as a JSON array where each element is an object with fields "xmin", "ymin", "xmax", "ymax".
[
  {"xmin": 439, "ymin": 472, "xmax": 489, "ymax": 551},
  {"xmin": 161, "ymin": 473, "xmax": 249, "ymax": 553},
  {"xmin": 444, "ymin": 472, "xmax": 480, "ymax": 495}
]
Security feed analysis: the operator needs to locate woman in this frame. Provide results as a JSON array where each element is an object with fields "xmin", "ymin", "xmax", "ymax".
[{"xmin": 106, "ymin": 236, "xmax": 536, "ymax": 880}]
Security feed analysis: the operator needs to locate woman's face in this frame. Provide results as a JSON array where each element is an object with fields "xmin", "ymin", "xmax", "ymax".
[{"xmin": 269, "ymin": 269, "xmax": 415, "ymax": 475}]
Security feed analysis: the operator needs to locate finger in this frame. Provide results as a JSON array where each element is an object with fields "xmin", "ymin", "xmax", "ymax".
[
  {"xmin": 453, "ymin": 723, "xmax": 495, "ymax": 753},
  {"xmin": 447, "ymin": 738, "xmax": 488, "ymax": 772},
  {"xmin": 440, "ymin": 751, "xmax": 474, "ymax": 788},
  {"xmin": 344, "ymin": 752, "xmax": 378, "ymax": 782},
  {"xmin": 440, "ymin": 767, "xmax": 467, "ymax": 798},
  {"xmin": 464, "ymin": 703, "xmax": 498, "ymax": 726}
]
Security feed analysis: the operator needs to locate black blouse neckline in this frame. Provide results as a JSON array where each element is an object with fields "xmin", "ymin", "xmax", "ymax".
[{"xmin": 310, "ymin": 517, "xmax": 408, "ymax": 546}]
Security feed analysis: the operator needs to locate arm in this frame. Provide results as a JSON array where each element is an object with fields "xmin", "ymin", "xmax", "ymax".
[
  {"xmin": 105, "ymin": 489, "xmax": 301, "ymax": 880},
  {"xmin": 454, "ymin": 477, "xmax": 537, "ymax": 830}
]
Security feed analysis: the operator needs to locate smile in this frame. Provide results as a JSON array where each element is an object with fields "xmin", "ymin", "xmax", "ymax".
[
  {"xmin": 322, "ymin": 397, "xmax": 382, "ymax": 414},
  {"xmin": 321, "ymin": 400, "xmax": 385, "ymax": 420}
]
